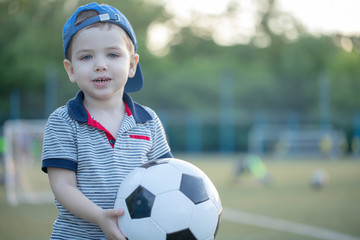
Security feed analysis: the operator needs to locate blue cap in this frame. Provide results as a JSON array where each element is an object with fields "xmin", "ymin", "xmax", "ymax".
[{"xmin": 62, "ymin": 2, "xmax": 143, "ymax": 93}]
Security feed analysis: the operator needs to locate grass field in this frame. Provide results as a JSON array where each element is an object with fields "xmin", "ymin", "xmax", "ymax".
[{"xmin": 1, "ymin": 154, "xmax": 360, "ymax": 240}]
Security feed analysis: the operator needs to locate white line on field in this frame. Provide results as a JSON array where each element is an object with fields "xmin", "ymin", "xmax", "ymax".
[{"xmin": 223, "ymin": 207, "xmax": 360, "ymax": 240}]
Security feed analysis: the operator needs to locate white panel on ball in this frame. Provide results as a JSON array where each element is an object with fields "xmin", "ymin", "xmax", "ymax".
[
  {"xmin": 126, "ymin": 218, "xmax": 166, "ymax": 240},
  {"xmin": 190, "ymin": 200, "xmax": 219, "ymax": 239},
  {"xmin": 141, "ymin": 163, "xmax": 182, "ymax": 195},
  {"xmin": 169, "ymin": 159, "xmax": 205, "ymax": 178},
  {"xmin": 203, "ymin": 174, "xmax": 222, "ymax": 213},
  {"xmin": 151, "ymin": 190, "xmax": 194, "ymax": 233}
]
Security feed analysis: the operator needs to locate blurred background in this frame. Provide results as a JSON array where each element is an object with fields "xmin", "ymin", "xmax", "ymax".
[
  {"xmin": 0, "ymin": 0, "xmax": 360, "ymax": 239},
  {"xmin": 1, "ymin": 0, "xmax": 360, "ymax": 154}
]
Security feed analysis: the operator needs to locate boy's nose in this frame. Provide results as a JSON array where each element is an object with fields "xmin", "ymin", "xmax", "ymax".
[
  {"xmin": 95, "ymin": 65, "xmax": 107, "ymax": 71},
  {"xmin": 94, "ymin": 60, "xmax": 108, "ymax": 71}
]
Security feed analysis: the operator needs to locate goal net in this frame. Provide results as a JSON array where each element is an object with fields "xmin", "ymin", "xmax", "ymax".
[{"xmin": 3, "ymin": 119, "xmax": 53, "ymax": 205}]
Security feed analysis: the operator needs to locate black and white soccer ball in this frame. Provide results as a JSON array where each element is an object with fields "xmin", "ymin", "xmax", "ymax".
[{"xmin": 115, "ymin": 158, "xmax": 222, "ymax": 240}]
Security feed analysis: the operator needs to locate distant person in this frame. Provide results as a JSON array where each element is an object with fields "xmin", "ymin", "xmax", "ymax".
[
  {"xmin": 234, "ymin": 154, "xmax": 272, "ymax": 185},
  {"xmin": 41, "ymin": 3, "xmax": 172, "ymax": 239}
]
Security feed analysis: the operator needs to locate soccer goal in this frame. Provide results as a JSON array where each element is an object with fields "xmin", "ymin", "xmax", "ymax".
[{"xmin": 3, "ymin": 119, "xmax": 53, "ymax": 205}]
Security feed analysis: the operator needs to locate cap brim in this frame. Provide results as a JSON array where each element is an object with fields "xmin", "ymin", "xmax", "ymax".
[{"xmin": 124, "ymin": 62, "xmax": 143, "ymax": 93}]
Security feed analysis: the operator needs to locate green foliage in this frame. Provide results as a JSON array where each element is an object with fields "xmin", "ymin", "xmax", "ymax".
[
  {"xmin": 0, "ymin": 0, "xmax": 70, "ymax": 120},
  {"xmin": 329, "ymin": 51, "xmax": 360, "ymax": 127},
  {"xmin": 0, "ymin": 0, "xmax": 359, "ymax": 150}
]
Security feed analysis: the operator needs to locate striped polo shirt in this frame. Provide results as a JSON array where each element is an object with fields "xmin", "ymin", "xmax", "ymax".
[{"xmin": 42, "ymin": 91, "xmax": 172, "ymax": 239}]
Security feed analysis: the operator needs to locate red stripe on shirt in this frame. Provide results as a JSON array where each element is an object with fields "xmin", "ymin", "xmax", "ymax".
[{"xmin": 130, "ymin": 135, "xmax": 150, "ymax": 141}]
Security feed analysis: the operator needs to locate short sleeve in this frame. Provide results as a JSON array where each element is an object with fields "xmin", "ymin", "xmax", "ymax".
[
  {"xmin": 41, "ymin": 109, "xmax": 78, "ymax": 173},
  {"xmin": 146, "ymin": 109, "xmax": 173, "ymax": 160}
]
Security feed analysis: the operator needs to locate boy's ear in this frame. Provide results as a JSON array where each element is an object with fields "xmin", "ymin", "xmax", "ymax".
[
  {"xmin": 63, "ymin": 59, "xmax": 76, "ymax": 83},
  {"xmin": 128, "ymin": 54, "xmax": 139, "ymax": 78}
]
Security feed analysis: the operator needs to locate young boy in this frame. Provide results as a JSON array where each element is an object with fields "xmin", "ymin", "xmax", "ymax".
[{"xmin": 41, "ymin": 3, "xmax": 172, "ymax": 239}]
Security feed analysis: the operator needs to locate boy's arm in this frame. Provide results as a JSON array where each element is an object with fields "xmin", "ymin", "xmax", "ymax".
[{"xmin": 47, "ymin": 167, "xmax": 127, "ymax": 240}]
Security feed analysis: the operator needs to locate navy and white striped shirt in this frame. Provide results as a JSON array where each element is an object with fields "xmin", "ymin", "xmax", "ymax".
[{"xmin": 42, "ymin": 91, "xmax": 172, "ymax": 239}]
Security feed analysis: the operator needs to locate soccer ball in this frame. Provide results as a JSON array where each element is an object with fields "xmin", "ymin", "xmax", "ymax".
[
  {"xmin": 310, "ymin": 169, "xmax": 329, "ymax": 189},
  {"xmin": 114, "ymin": 158, "xmax": 222, "ymax": 240}
]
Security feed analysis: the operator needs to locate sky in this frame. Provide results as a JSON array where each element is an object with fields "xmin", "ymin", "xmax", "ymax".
[
  {"xmin": 278, "ymin": 0, "xmax": 360, "ymax": 35},
  {"xmin": 147, "ymin": 0, "xmax": 360, "ymax": 55},
  {"xmin": 162, "ymin": 0, "xmax": 360, "ymax": 35}
]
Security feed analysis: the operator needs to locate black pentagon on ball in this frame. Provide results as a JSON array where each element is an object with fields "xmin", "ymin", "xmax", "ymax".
[
  {"xmin": 140, "ymin": 159, "xmax": 170, "ymax": 169},
  {"xmin": 166, "ymin": 228, "xmax": 197, "ymax": 240},
  {"xmin": 125, "ymin": 186, "xmax": 155, "ymax": 219},
  {"xmin": 180, "ymin": 174, "xmax": 209, "ymax": 204}
]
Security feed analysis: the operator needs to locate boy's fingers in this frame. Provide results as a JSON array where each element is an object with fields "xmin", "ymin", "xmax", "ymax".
[
  {"xmin": 109, "ymin": 208, "xmax": 124, "ymax": 217},
  {"xmin": 116, "ymin": 208, "xmax": 124, "ymax": 216}
]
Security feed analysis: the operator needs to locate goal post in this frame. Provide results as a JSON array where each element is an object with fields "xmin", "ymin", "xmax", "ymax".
[{"xmin": 3, "ymin": 119, "xmax": 53, "ymax": 205}]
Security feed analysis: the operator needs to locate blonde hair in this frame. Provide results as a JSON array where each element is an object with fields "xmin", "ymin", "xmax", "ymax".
[{"xmin": 66, "ymin": 10, "xmax": 135, "ymax": 60}]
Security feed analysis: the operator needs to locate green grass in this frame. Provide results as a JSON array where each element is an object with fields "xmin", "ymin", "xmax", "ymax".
[
  {"xmin": 188, "ymin": 155, "xmax": 360, "ymax": 240},
  {"xmin": 0, "ymin": 188, "xmax": 57, "ymax": 240},
  {"xmin": 1, "ymin": 154, "xmax": 360, "ymax": 240}
]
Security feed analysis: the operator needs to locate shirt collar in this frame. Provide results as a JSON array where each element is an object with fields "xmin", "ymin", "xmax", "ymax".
[{"xmin": 67, "ymin": 91, "xmax": 152, "ymax": 123}]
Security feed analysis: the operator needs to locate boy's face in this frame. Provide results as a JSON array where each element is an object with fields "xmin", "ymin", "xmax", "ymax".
[{"xmin": 64, "ymin": 26, "xmax": 139, "ymax": 101}]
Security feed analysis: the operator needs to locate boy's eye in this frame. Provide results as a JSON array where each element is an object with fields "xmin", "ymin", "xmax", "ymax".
[
  {"xmin": 108, "ymin": 53, "xmax": 119, "ymax": 58},
  {"xmin": 80, "ymin": 55, "xmax": 92, "ymax": 60}
]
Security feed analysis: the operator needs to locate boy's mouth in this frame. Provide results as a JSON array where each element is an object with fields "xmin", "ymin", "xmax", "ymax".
[
  {"xmin": 92, "ymin": 77, "xmax": 111, "ymax": 88},
  {"xmin": 93, "ymin": 77, "xmax": 111, "ymax": 83}
]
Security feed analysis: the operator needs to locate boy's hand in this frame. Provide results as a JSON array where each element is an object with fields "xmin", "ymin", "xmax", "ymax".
[{"xmin": 98, "ymin": 208, "xmax": 127, "ymax": 240}]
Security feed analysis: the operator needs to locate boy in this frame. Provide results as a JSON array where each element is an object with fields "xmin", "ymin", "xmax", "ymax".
[{"xmin": 41, "ymin": 3, "xmax": 172, "ymax": 240}]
